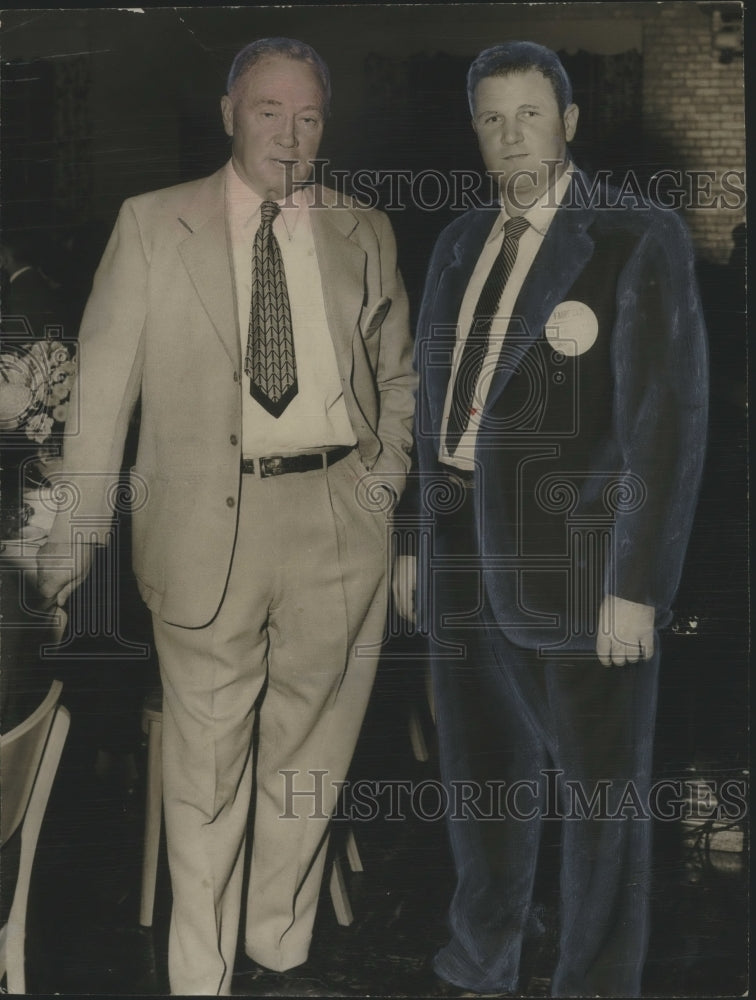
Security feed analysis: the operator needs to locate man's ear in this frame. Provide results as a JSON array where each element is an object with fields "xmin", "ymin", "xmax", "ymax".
[
  {"xmin": 220, "ymin": 94, "xmax": 234, "ymax": 138},
  {"xmin": 564, "ymin": 103, "xmax": 579, "ymax": 143}
]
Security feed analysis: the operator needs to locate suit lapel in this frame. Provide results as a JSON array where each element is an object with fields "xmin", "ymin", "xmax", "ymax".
[
  {"xmin": 485, "ymin": 190, "xmax": 596, "ymax": 411},
  {"xmin": 425, "ymin": 208, "xmax": 499, "ymax": 432},
  {"xmin": 309, "ymin": 193, "xmax": 366, "ymax": 381},
  {"xmin": 438, "ymin": 208, "xmax": 499, "ymax": 324},
  {"xmin": 177, "ymin": 169, "xmax": 240, "ymax": 367},
  {"xmin": 177, "ymin": 179, "xmax": 367, "ymax": 386}
]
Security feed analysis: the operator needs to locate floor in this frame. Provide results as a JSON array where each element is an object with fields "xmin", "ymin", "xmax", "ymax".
[{"xmin": 18, "ymin": 622, "xmax": 749, "ymax": 999}]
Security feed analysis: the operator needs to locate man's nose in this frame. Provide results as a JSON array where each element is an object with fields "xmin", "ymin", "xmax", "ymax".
[
  {"xmin": 500, "ymin": 118, "xmax": 523, "ymax": 144},
  {"xmin": 276, "ymin": 116, "xmax": 298, "ymax": 148}
]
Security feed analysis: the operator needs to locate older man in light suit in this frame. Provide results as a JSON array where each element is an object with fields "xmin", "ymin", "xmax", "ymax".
[{"xmin": 38, "ymin": 37, "xmax": 415, "ymax": 995}]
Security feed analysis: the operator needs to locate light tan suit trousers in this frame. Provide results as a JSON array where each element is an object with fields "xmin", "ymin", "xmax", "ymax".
[{"xmin": 152, "ymin": 450, "xmax": 390, "ymax": 994}]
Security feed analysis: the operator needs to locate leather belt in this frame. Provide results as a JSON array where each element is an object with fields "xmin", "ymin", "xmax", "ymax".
[{"xmin": 241, "ymin": 445, "xmax": 354, "ymax": 478}]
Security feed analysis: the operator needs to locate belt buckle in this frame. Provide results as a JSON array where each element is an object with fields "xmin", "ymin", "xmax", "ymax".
[{"xmin": 260, "ymin": 456, "xmax": 284, "ymax": 478}]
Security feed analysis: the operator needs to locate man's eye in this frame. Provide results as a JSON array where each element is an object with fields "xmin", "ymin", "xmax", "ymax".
[{"xmin": 483, "ymin": 115, "xmax": 499, "ymax": 125}]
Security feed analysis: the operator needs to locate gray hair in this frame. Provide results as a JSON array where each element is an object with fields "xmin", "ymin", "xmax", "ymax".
[{"xmin": 227, "ymin": 37, "xmax": 331, "ymax": 116}]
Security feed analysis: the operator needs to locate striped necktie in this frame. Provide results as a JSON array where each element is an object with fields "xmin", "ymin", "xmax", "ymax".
[{"xmin": 445, "ymin": 214, "xmax": 530, "ymax": 456}]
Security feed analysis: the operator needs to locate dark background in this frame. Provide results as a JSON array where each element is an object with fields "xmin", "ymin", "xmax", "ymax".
[{"xmin": 0, "ymin": 4, "xmax": 676, "ymax": 313}]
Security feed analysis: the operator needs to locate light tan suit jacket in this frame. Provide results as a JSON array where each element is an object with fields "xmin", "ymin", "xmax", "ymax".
[{"xmin": 48, "ymin": 167, "xmax": 416, "ymax": 627}]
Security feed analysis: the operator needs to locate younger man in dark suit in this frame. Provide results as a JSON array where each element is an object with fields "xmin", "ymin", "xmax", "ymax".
[{"xmin": 396, "ymin": 41, "xmax": 707, "ymax": 996}]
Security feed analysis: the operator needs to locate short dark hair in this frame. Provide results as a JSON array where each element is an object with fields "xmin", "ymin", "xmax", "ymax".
[
  {"xmin": 226, "ymin": 37, "xmax": 331, "ymax": 116},
  {"xmin": 467, "ymin": 41, "xmax": 573, "ymax": 116}
]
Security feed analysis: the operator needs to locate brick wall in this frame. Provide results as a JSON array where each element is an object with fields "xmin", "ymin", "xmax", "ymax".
[{"xmin": 641, "ymin": 3, "xmax": 745, "ymax": 264}]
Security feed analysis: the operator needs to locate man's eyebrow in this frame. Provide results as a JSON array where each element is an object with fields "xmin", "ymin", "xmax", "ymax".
[
  {"xmin": 250, "ymin": 98, "xmax": 322, "ymax": 114},
  {"xmin": 477, "ymin": 102, "xmax": 543, "ymax": 116}
]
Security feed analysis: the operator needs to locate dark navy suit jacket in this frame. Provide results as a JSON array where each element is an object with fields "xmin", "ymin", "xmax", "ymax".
[{"xmin": 412, "ymin": 172, "xmax": 708, "ymax": 652}]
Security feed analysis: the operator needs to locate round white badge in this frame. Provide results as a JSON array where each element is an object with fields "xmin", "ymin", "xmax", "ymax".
[{"xmin": 544, "ymin": 300, "xmax": 599, "ymax": 356}]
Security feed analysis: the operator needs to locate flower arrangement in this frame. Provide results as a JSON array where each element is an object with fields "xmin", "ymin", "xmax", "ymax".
[
  {"xmin": 0, "ymin": 339, "xmax": 76, "ymax": 445},
  {"xmin": 1, "ymin": 338, "xmax": 76, "ymax": 531}
]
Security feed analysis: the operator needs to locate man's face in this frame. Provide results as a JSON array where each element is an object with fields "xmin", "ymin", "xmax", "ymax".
[
  {"xmin": 220, "ymin": 54, "xmax": 325, "ymax": 200},
  {"xmin": 472, "ymin": 68, "xmax": 578, "ymax": 212}
]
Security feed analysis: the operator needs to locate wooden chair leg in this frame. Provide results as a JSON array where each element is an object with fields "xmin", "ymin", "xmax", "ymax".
[
  {"xmin": 409, "ymin": 664, "xmax": 436, "ymax": 761},
  {"xmin": 329, "ymin": 856, "xmax": 353, "ymax": 927},
  {"xmin": 139, "ymin": 716, "xmax": 163, "ymax": 928},
  {"xmin": 3, "ymin": 705, "xmax": 70, "ymax": 994},
  {"xmin": 345, "ymin": 826, "xmax": 363, "ymax": 873},
  {"xmin": 408, "ymin": 708, "xmax": 429, "ymax": 762},
  {"xmin": 425, "ymin": 664, "xmax": 435, "ymax": 724}
]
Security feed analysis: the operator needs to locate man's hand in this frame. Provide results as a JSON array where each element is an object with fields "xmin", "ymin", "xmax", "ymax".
[
  {"xmin": 596, "ymin": 594, "xmax": 655, "ymax": 667},
  {"xmin": 36, "ymin": 540, "xmax": 96, "ymax": 610},
  {"xmin": 392, "ymin": 554, "xmax": 417, "ymax": 624}
]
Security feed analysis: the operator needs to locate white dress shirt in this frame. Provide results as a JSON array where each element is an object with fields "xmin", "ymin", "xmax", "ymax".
[
  {"xmin": 226, "ymin": 160, "xmax": 356, "ymax": 457},
  {"xmin": 439, "ymin": 168, "xmax": 573, "ymax": 470}
]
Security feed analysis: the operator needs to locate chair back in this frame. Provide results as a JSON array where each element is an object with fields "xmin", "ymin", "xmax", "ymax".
[
  {"xmin": 1, "ymin": 678, "xmax": 70, "ymax": 993},
  {"xmin": 1, "ymin": 680, "xmax": 64, "ymax": 845}
]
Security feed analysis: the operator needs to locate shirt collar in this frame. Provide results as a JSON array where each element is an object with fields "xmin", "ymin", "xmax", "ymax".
[
  {"xmin": 487, "ymin": 164, "xmax": 574, "ymax": 243},
  {"xmin": 225, "ymin": 158, "xmax": 313, "ymax": 239}
]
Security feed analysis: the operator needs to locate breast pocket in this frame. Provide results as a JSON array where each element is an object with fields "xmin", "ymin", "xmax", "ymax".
[{"xmin": 361, "ymin": 296, "xmax": 392, "ymax": 341}]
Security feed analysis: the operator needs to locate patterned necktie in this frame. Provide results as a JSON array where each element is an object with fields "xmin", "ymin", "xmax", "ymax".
[
  {"xmin": 245, "ymin": 200, "xmax": 297, "ymax": 417},
  {"xmin": 445, "ymin": 214, "xmax": 530, "ymax": 456}
]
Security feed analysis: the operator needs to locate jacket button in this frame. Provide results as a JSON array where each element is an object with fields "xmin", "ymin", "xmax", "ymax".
[
  {"xmin": 230, "ymin": 434, "xmax": 238, "ymax": 446},
  {"xmin": 226, "ymin": 497, "xmax": 235, "ymax": 508}
]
